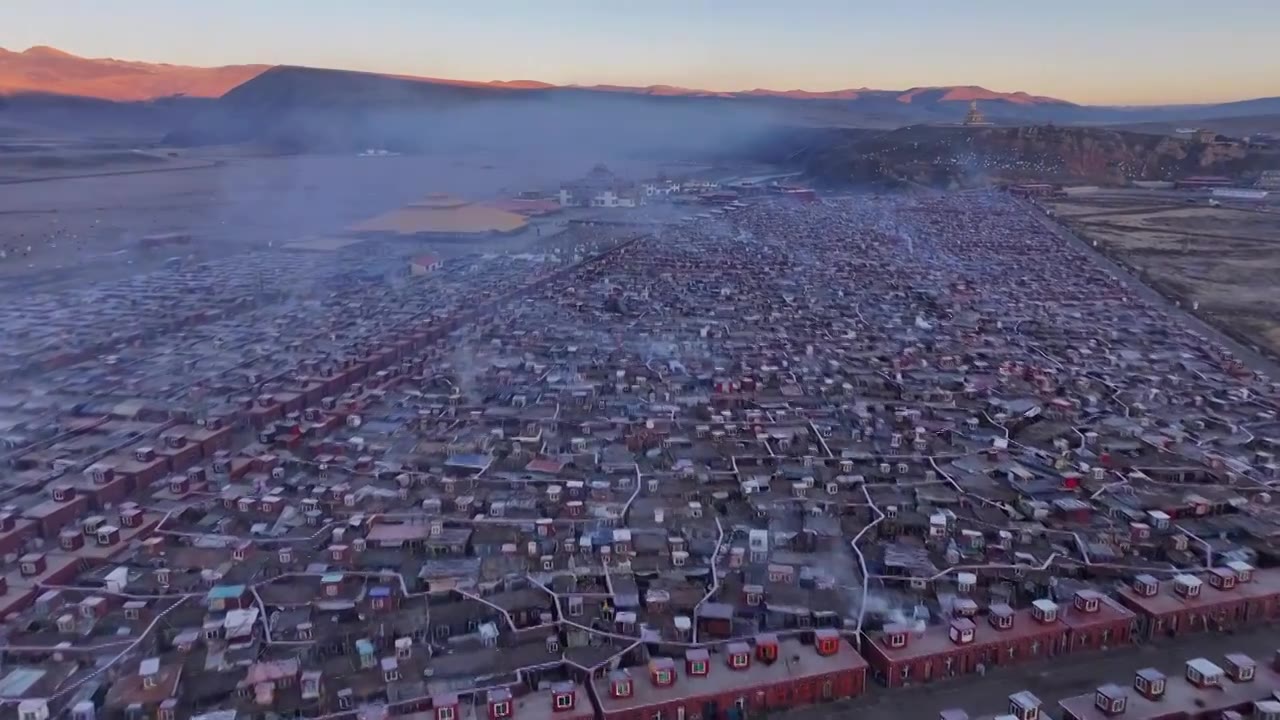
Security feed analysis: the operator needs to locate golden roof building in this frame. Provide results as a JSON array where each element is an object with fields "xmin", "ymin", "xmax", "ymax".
[{"xmin": 346, "ymin": 194, "xmax": 528, "ymax": 239}]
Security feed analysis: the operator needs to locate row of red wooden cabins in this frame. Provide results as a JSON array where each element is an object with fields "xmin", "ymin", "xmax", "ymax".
[
  {"xmin": 862, "ymin": 589, "xmax": 1136, "ymax": 688},
  {"xmin": 396, "ymin": 632, "xmax": 865, "ymax": 720},
  {"xmin": 1116, "ymin": 561, "xmax": 1280, "ymax": 639},
  {"xmin": 867, "ymin": 562, "xmax": 1280, "ymax": 691}
]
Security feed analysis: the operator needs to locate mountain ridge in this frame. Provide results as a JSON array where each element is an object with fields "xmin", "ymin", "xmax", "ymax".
[
  {"xmin": 0, "ymin": 44, "xmax": 1075, "ymax": 106},
  {"xmin": 0, "ymin": 45, "xmax": 269, "ymax": 101}
]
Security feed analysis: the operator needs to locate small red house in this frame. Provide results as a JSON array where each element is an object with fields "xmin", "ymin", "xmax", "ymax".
[
  {"xmin": 457, "ymin": 686, "xmax": 593, "ymax": 720},
  {"xmin": 1059, "ymin": 589, "xmax": 1135, "ymax": 652}
]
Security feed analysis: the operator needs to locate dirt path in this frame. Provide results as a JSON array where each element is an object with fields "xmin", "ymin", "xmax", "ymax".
[
  {"xmin": 1081, "ymin": 221, "xmax": 1278, "ymax": 246},
  {"xmin": 0, "ymin": 159, "xmax": 223, "ymax": 185}
]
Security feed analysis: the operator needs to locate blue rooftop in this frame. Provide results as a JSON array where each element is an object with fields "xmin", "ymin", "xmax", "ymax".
[
  {"xmin": 445, "ymin": 453, "xmax": 492, "ymax": 469},
  {"xmin": 207, "ymin": 584, "xmax": 247, "ymax": 600}
]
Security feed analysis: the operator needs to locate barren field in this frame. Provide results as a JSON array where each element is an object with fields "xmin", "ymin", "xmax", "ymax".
[
  {"xmin": 1045, "ymin": 194, "xmax": 1280, "ymax": 357},
  {"xmin": 0, "ymin": 150, "xmax": 696, "ymax": 290}
]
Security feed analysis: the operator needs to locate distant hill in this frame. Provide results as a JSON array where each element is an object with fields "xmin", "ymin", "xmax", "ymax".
[
  {"xmin": 0, "ymin": 45, "xmax": 268, "ymax": 101},
  {"xmin": 772, "ymin": 125, "xmax": 1280, "ymax": 188},
  {"xmin": 1111, "ymin": 114, "xmax": 1280, "ymax": 137},
  {"xmin": 0, "ymin": 45, "xmax": 1081, "ymax": 110},
  {"xmin": 163, "ymin": 66, "xmax": 802, "ymax": 155},
  {"xmin": 160, "ymin": 65, "xmax": 1107, "ymax": 152},
  {"xmin": 6, "ymin": 46, "xmax": 1280, "ymax": 152},
  {"xmin": 0, "ymin": 91, "xmax": 212, "ymax": 139}
]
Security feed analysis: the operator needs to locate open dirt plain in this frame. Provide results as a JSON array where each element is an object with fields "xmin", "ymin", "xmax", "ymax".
[
  {"xmin": 1044, "ymin": 193, "xmax": 1280, "ymax": 358},
  {"xmin": 0, "ymin": 150, "xmax": 695, "ymax": 291}
]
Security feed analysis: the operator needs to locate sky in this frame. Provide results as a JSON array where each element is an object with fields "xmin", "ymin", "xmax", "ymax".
[{"xmin": 3, "ymin": 0, "xmax": 1279, "ymax": 105}]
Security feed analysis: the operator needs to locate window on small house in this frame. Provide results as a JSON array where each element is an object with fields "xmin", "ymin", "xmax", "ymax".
[
  {"xmin": 555, "ymin": 694, "xmax": 573, "ymax": 709},
  {"xmin": 888, "ymin": 634, "xmax": 905, "ymax": 648},
  {"xmin": 691, "ymin": 660, "xmax": 706, "ymax": 675},
  {"xmin": 731, "ymin": 654, "xmax": 748, "ymax": 668},
  {"xmin": 615, "ymin": 681, "xmax": 632, "ymax": 696},
  {"xmin": 822, "ymin": 681, "xmax": 834, "ymax": 700},
  {"xmin": 492, "ymin": 701, "xmax": 511, "ymax": 718},
  {"xmin": 143, "ymin": 675, "xmax": 157, "ymax": 689},
  {"xmin": 438, "ymin": 707, "xmax": 455, "ymax": 720},
  {"xmin": 655, "ymin": 669, "xmax": 671, "ymax": 685}
]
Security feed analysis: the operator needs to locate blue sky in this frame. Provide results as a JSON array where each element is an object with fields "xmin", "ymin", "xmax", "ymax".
[{"xmin": 3, "ymin": 0, "xmax": 1278, "ymax": 104}]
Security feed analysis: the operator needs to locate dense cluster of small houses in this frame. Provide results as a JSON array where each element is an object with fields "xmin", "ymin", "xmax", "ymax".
[{"xmin": 1, "ymin": 191, "xmax": 1279, "ymax": 720}]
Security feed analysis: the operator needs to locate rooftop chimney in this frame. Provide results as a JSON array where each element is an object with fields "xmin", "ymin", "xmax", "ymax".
[
  {"xmin": 1008, "ymin": 691, "xmax": 1041, "ymax": 720},
  {"xmin": 1031, "ymin": 599, "xmax": 1058, "ymax": 624},
  {"xmin": 1073, "ymin": 590, "xmax": 1101, "ymax": 614},
  {"xmin": 1132, "ymin": 574, "xmax": 1160, "ymax": 597},
  {"xmin": 139, "ymin": 657, "xmax": 161, "ymax": 689},
  {"xmin": 755, "ymin": 633, "xmax": 780, "ymax": 663},
  {"xmin": 549, "ymin": 681, "xmax": 576, "ymax": 713},
  {"xmin": 1173, "ymin": 574, "xmax": 1203, "ymax": 598},
  {"xmin": 1227, "ymin": 560, "xmax": 1254, "ymax": 583},
  {"xmin": 1134, "ymin": 668, "xmax": 1166, "ymax": 700},
  {"xmin": 685, "ymin": 648, "xmax": 710, "ymax": 677},
  {"xmin": 608, "ymin": 670, "xmax": 633, "ymax": 699},
  {"xmin": 1185, "ymin": 658, "xmax": 1224, "ymax": 688},
  {"xmin": 1093, "ymin": 684, "xmax": 1127, "ymax": 716},
  {"xmin": 649, "ymin": 658, "xmax": 676, "ymax": 687},
  {"xmin": 1225, "ymin": 653, "xmax": 1256, "ymax": 682},
  {"xmin": 814, "ymin": 628, "xmax": 841, "ymax": 656},
  {"xmin": 487, "ymin": 688, "xmax": 513, "ymax": 720},
  {"xmin": 989, "ymin": 603, "xmax": 1015, "ymax": 631},
  {"xmin": 883, "ymin": 622, "xmax": 910, "ymax": 649},
  {"xmin": 1208, "ymin": 567, "xmax": 1237, "ymax": 591},
  {"xmin": 948, "ymin": 618, "xmax": 976, "ymax": 646}
]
